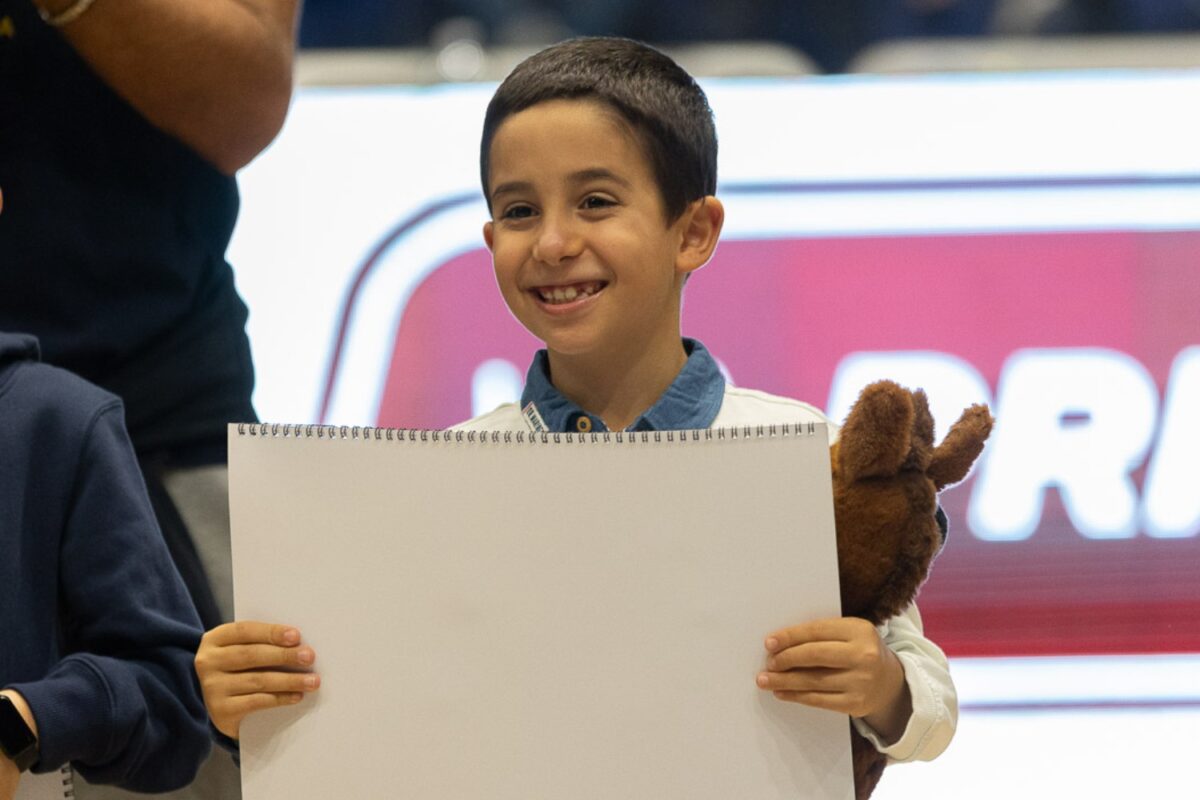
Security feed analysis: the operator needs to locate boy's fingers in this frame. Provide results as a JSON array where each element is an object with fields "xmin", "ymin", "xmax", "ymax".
[
  {"xmin": 766, "ymin": 641, "xmax": 848, "ymax": 671},
  {"xmin": 764, "ymin": 617, "xmax": 872, "ymax": 653},
  {"xmin": 227, "ymin": 671, "xmax": 320, "ymax": 697},
  {"xmin": 216, "ymin": 643, "xmax": 316, "ymax": 672},
  {"xmin": 206, "ymin": 621, "xmax": 301, "ymax": 648},
  {"xmin": 756, "ymin": 669, "xmax": 841, "ymax": 694},
  {"xmin": 770, "ymin": 690, "xmax": 847, "ymax": 712},
  {"xmin": 217, "ymin": 691, "xmax": 306, "ymax": 725}
]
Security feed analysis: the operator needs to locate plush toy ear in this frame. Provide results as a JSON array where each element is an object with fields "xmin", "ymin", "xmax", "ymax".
[
  {"xmin": 836, "ymin": 380, "xmax": 914, "ymax": 482},
  {"xmin": 901, "ymin": 389, "xmax": 935, "ymax": 473},
  {"xmin": 927, "ymin": 404, "xmax": 995, "ymax": 490}
]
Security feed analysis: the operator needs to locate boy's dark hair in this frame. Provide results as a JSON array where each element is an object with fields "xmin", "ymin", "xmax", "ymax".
[{"xmin": 480, "ymin": 37, "xmax": 717, "ymax": 222}]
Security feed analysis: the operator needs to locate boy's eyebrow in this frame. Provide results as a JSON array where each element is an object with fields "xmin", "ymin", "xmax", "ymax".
[
  {"xmin": 490, "ymin": 181, "xmax": 533, "ymax": 202},
  {"xmin": 490, "ymin": 169, "xmax": 633, "ymax": 202},
  {"xmin": 568, "ymin": 168, "xmax": 632, "ymax": 188}
]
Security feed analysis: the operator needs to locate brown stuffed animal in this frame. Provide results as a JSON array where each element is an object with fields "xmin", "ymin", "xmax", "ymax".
[{"xmin": 831, "ymin": 380, "xmax": 993, "ymax": 799}]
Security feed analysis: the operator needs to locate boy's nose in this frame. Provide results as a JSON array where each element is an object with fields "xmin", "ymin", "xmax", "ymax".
[{"xmin": 532, "ymin": 215, "xmax": 581, "ymax": 265}]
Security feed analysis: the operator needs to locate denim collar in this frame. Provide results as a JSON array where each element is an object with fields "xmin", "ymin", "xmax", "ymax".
[{"xmin": 518, "ymin": 338, "xmax": 725, "ymax": 433}]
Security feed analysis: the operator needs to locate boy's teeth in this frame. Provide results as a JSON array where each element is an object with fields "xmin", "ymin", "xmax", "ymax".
[{"xmin": 539, "ymin": 282, "xmax": 600, "ymax": 304}]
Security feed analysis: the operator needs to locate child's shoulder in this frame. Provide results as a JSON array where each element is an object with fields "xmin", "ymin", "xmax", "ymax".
[
  {"xmin": 714, "ymin": 386, "xmax": 833, "ymax": 430},
  {"xmin": 0, "ymin": 339, "xmax": 120, "ymax": 434}
]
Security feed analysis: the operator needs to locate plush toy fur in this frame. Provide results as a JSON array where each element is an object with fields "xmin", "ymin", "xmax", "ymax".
[{"xmin": 831, "ymin": 380, "xmax": 993, "ymax": 799}]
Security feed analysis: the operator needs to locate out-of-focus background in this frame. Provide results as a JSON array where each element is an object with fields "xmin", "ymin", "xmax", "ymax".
[
  {"xmin": 231, "ymin": 2, "xmax": 1200, "ymax": 795},
  {"xmin": 295, "ymin": 0, "xmax": 1200, "ymax": 75}
]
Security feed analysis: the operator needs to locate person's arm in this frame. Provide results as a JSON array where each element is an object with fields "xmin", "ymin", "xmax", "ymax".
[
  {"xmin": 757, "ymin": 602, "xmax": 957, "ymax": 762},
  {"xmin": 31, "ymin": 0, "xmax": 301, "ymax": 174},
  {"xmin": 6, "ymin": 402, "xmax": 212, "ymax": 790},
  {"xmin": 850, "ymin": 603, "xmax": 957, "ymax": 762}
]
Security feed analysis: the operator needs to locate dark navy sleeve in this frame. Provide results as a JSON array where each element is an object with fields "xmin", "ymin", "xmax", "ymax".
[{"xmin": 9, "ymin": 402, "xmax": 211, "ymax": 790}]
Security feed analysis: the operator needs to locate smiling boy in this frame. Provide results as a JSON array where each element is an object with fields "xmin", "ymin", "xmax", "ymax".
[
  {"xmin": 196, "ymin": 37, "xmax": 956, "ymax": 770},
  {"xmin": 480, "ymin": 94, "xmax": 717, "ymax": 433}
]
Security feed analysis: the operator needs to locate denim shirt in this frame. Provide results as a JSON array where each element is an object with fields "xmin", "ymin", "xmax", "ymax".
[{"xmin": 518, "ymin": 338, "xmax": 725, "ymax": 433}]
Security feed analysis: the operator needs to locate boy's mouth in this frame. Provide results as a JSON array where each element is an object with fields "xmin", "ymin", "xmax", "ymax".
[{"xmin": 534, "ymin": 281, "xmax": 606, "ymax": 305}]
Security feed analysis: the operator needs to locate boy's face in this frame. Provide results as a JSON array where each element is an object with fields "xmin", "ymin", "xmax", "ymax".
[{"xmin": 483, "ymin": 99, "xmax": 701, "ymax": 364}]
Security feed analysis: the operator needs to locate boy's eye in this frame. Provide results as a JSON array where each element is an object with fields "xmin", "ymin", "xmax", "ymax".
[
  {"xmin": 501, "ymin": 205, "xmax": 535, "ymax": 220},
  {"xmin": 581, "ymin": 195, "xmax": 615, "ymax": 210}
]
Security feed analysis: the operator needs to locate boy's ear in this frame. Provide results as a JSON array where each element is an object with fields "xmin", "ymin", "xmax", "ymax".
[
  {"xmin": 482, "ymin": 221, "xmax": 495, "ymax": 252},
  {"xmin": 675, "ymin": 196, "xmax": 725, "ymax": 277}
]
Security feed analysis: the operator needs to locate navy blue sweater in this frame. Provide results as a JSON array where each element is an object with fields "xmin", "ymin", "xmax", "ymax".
[{"xmin": 0, "ymin": 333, "xmax": 211, "ymax": 788}]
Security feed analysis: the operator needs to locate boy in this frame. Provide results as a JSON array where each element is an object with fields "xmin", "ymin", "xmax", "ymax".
[
  {"xmin": 196, "ymin": 37, "xmax": 956, "ymax": 767},
  {"xmin": 0, "ymin": 332, "xmax": 211, "ymax": 794}
]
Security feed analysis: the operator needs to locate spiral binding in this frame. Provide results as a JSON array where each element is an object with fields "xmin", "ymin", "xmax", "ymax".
[
  {"xmin": 62, "ymin": 764, "xmax": 76, "ymax": 798},
  {"xmin": 235, "ymin": 422, "xmax": 818, "ymax": 443}
]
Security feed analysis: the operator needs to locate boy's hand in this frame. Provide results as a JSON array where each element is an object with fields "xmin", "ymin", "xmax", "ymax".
[
  {"xmin": 756, "ymin": 617, "xmax": 912, "ymax": 744},
  {"xmin": 194, "ymin": 622, "xmax": 320, "ymax": 740}
]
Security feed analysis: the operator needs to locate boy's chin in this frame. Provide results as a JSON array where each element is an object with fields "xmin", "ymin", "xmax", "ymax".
[
  {"xmin": 536, "ymin": 330, "xmax": 619, "ymax": 362},
  {"xmin": 513, "ymin": 315, "xmax": 597, "ymax": 356},
  {"xmin": 540, "ymin": 338, "xmax": 602, "ymax": 360}
]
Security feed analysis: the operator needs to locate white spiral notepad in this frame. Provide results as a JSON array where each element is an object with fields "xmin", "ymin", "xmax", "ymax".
[
  {"xmin": 229, "ymin": 423, "xmax": 853, "ymax": 799},
  {"xmin": 15, "ymin": 766, "xmax": 73, "ymax": 800}
]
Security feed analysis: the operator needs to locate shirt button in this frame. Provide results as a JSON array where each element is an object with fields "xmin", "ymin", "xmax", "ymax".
[{"xmin": 575, "ymin": 416, "xmax": 593, "ymax": 433}]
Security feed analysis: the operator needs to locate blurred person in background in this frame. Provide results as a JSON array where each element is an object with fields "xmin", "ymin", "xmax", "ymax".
[
  {"xmin": 1039, "ymin": 0, "xmax": 1200, "ymax": 32},
  {"xmin": 300, "ymin": 0, "xmax": 435, "ymax": 47},
  {"xmin": 297, "ymin": 0, "xmax": 1196, "ymax": 72},
  {"xmin": 296, "ymin": 0, "xmax": 1001, "ymax": 73},
  {"xmin": 0, "ymin": 0, "xmax": 302, "ymax": 798},
  {"xmin": 863, "ymin": 0, "xmax": 997, "ymax": 39}
]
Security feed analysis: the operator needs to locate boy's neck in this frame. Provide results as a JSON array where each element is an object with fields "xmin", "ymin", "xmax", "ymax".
[{"xmin": 546, "ymin": 336, "xmax": 689, "ymax": 432}]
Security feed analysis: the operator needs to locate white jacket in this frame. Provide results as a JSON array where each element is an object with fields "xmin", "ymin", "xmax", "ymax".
[{"xmin": 457, "ymin": 384, "xmax": 957, "ymax": 763}]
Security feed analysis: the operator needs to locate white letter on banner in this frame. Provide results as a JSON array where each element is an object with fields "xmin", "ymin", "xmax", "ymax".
[
  {"xmin": 826, "ymin": 351, "xmax": 992, "ymax": 443},
  {"xmin": 970, "ymin": 348, "xmax": 1158, "ymax": 541},
  {"xmin": 1143, "ymin": 346, "xmax": 1200, "ymax": 539}
]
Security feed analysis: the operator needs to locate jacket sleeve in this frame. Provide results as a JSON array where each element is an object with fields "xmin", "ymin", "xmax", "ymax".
[
  {"xmin": 9, "ymin": 402, "xmax": 211, "ymax": 790},
  {"xmin": 851, "ymin": 602, "xmax": 958, "ymax": 763}
]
